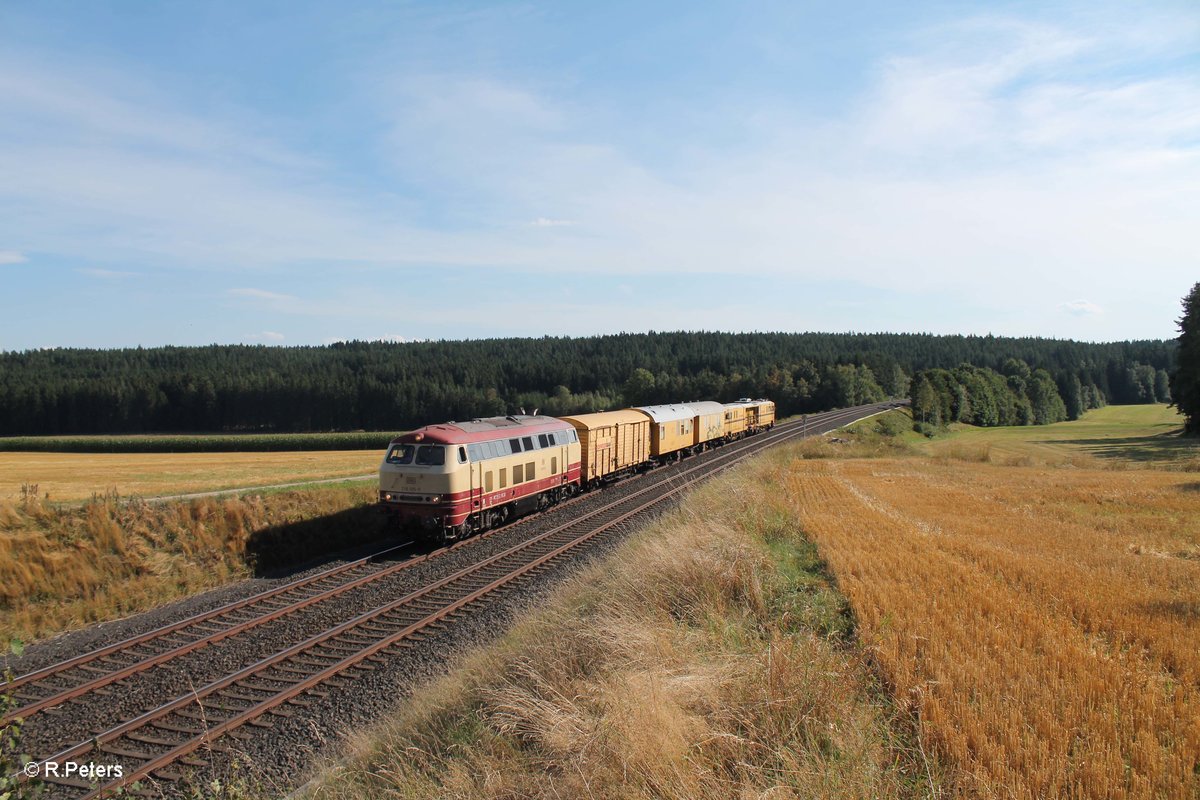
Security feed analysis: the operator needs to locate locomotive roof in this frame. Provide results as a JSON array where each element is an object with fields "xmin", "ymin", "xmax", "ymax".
[
  {"xmin": 391, "ymin": 414, "xmax": 572, "ymax": 445},
  {"xmin": 633, "ymin": 403, "xmax": 699, "ymax": 423}
]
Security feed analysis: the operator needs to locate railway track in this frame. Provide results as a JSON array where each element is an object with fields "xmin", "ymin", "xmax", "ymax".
[{"xmin": 7, "ymin": 402, "xmax": 897, "ymax": 798}]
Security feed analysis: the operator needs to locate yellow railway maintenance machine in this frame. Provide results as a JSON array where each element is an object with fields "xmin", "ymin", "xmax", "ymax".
[{"xmin": 635, "ymin": 403, "xmax": 699, "ymax": 461}]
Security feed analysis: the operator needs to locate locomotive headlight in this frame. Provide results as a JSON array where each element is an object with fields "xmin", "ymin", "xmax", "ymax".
[{"xmin": 429, "ymin": 495, "xmax": 441, "ymax": 503}]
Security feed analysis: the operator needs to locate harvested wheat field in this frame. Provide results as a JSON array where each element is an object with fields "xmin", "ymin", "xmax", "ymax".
[
  {"xmin": 0, "ymin": 449, "xmax": 381, "ymax": 503},
  {"xmin": 784, "ymin": 453, "xmax": 1200, "ymax": 799}
]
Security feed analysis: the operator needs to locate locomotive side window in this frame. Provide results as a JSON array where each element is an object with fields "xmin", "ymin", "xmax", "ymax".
[
  {"xmin": 551, "ymin": 456, "xmax": 557, "ymax": 475},
  {"xmin": 485, "ymin": 471, "xmax": 493, "ymax": 492},
  {"xmin": 538, "ymin": 434, "xmax": 549, "ymax": 448},
  {"xmin": 522, "ymin": 436, "xmax": 534, "ymax": 451},
  {"xmin": 499, "ymin": 468, "xmax": 508, "ymax": 488},
  {"xmin": 415, "ymin": 445, "xmax": 445, "ymax": 465},
  {"xmin": 458, "ymin": 447, "xmax": 467, "ymax": 463},
  {"xmin": 513, "ymin": 464, "xmax": 524, "ymax": 483},
  {"xmin": 509, "ymin": 438, "xmax": 522, "ymax": 453},
  {"xmin": 525, "ymin": 461, "xmax": 535, "ymax": 480},
  {"xmin": 386, "ymin": 444, "xmax": 415, "ymax": 464}
]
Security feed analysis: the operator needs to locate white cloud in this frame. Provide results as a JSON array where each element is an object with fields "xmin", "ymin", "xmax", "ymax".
[
  {"xmin": 1059, "ymin": 299, "xmax": 1104, "ymax": 316},
  {"xmin": 0, "ymin": 250, "xmax": 27, "ymax": 264},
  {"xmin": 247, "ymin": 330, "xmax": 285, "ymax": 342}
]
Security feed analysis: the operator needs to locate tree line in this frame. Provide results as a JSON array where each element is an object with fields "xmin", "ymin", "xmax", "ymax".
[
  {"xmin": 910, "ymin": 357, "xmax": 1173, "ymax": 431},
  {"xmin": 0, "ymin": 332, "xmax": 1176, "ymax": 436}
]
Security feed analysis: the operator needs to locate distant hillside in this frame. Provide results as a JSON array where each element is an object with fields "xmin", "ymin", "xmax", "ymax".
[{"xmin": 0, "ymin": 332, "xmax": 1175, "ymax": 435}]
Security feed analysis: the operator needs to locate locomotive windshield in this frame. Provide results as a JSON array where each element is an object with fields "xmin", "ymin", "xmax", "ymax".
[
  {"xmin": 415, "ymin": 445, "xmax": 445, "ymax": 465},
  {"xmin": 385, "ymin": 444, "xmax": 445, "ymax": 465},
  {"xmin": 386, "ymin": 444, "xmax": 415, "ymax": 464}
]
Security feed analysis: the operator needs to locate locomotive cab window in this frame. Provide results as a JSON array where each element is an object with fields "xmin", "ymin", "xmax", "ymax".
[
  {"xmin": 386, "ymin": 444, "xmax": 415, "ymax": 464},
  {"xmin": 415, "ymin": 445, "xmax": 445, "ymax": 466},
  {"xmin": 458, "ymin": 447, "xmax": 467, "ymax": 463}
]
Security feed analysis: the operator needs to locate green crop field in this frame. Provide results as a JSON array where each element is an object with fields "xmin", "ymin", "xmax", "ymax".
[{"xmin": 0, "ymin": 430, "xmax": 403, "ymax": 453}]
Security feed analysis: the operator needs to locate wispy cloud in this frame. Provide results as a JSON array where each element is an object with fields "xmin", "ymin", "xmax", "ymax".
[
  {"xmin": 246, "ymin": 330, "xmax": 285, "ymax": 342},
  {"xmin": 0, "ymin": 7, "xmax": 1195, "ymax": 345},
  {"xmin": 1059, "ymin": 299, "xmax": 1104, "ymax": 316},
  {"xmin": 77, "ymin": 267, "xmax": 137, "ymax": 279},
  {"xmin": 0, "ymin": 250, "xmax": 27, "ymax": 264},
  {"xmin": 228, "ymin": 288, "xmax": 299, "ymax": 302}
]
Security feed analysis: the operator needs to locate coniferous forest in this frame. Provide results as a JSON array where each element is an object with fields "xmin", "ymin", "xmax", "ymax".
[{"xmin": 0, "ymin": 332, "xmax": 1176, "ymax": 436}]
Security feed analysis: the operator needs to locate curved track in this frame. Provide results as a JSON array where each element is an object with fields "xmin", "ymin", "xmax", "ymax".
[{"xmin": 7, "ymin": 402, "xmax": 899, "ymax": 798}]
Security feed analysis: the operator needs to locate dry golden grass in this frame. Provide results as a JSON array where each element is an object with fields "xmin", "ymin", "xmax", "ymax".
[
  {"xmin": 0, "ymin": 450, "xmax": 381, "ymax": 502},
  {"xmin": 782, "ymin": 454, "xmax": 1200, "ymax": 799},
  {"xmin": 306, "ymin": 454, "xmax": 929, "ymax": 800},
  {"xmin": 0, "ymin": 485, "xmax": 383, "ymax": 642}
]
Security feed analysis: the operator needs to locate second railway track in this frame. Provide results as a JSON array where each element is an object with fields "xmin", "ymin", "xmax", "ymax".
[{"xmin": 8, "ymin": 402, "xmax": 898, "ymax": 798}]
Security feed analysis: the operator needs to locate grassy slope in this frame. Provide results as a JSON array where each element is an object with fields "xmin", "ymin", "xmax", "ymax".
[
  {"xmin": 923, "ymin": 404, "xmax": 1194, "ymax": 467},
  {"xmin": 302, "ymin": 450, "xmax": 934, "ymax": 800},
  {"xmin": 0, "ymin": 450, "xmax": 382, "ymax": 503},
  {"xmin": 0, "ymin": 485, "xmax": 389, "ymax": 643}
]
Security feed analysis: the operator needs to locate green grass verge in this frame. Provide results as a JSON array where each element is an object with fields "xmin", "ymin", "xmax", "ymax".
[{"xmin": 921, "ymin": 404, "xmax": 1193, "ymax": 467}]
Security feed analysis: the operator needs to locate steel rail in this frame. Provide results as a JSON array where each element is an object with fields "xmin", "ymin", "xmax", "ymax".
[{"xmin": 28, "ymin": 401, "xmax": 895, "ymax": 797}]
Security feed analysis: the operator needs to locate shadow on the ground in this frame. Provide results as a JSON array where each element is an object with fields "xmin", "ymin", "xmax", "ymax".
[
  {"xmin": 246, "ymin": 505, "xmax": 416, "ymax": 577},
  {"xmin": 1056, "ymin": 429, "xmax": 1196, "ymax": 463},
  {"xmin": 1140, "ymin": 599, "xmax": 1200, "ymax": 620}
]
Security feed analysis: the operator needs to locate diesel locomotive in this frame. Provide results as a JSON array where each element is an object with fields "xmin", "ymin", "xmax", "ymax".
[{"xmin": 379, "ymin": 398, "xmax": 774, "ymax": 542}]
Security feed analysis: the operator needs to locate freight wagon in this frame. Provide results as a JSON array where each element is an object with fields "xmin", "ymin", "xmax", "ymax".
[{"xmin": 559, "ymin": 409, "xmax": 652, "ymax": 487}]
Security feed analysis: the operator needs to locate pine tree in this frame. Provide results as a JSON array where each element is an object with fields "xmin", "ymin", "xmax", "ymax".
[{"xmin": 1170, "ymin": 282, "xmax": 1200, "ymax": 434}]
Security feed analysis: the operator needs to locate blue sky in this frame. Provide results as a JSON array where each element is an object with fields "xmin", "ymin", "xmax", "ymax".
[{"xmin": 1, "ymin": 1, "xmax": 1197, "ymax": 350}]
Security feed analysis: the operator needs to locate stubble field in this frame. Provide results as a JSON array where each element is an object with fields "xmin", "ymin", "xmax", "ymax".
[
  {"xmin": 0, "ymin": 449, "xmax": 382, "ymax": 503},
  {"xmin": 787, "ymin": 409, "xmax": 1199, "ymax": 798}
]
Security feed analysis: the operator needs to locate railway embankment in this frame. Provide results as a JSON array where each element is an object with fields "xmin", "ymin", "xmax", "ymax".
[{"xmin": 0, "ymin": 484, "xmax": 390, "ymax": 644}]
